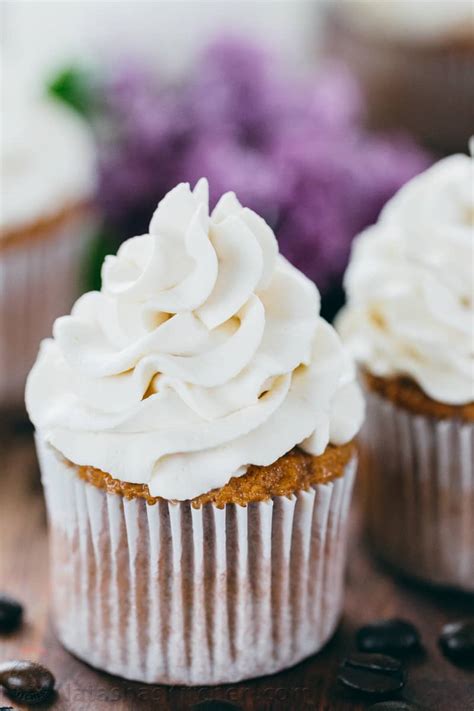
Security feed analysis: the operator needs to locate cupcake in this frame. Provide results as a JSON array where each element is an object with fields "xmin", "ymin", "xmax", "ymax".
[
  {"xmin": 1, "ymin": 84, "xmax": 96, "ymax": 411},
  {"xmin": 337, "ymin": 152, "xmax": 473, "ymax": 590},
  {"xmin": 325, "ymin": 0, "xmax": 474, "ymax": 153},
  {"xmin": 26, "ymin": 179, "xmax": 364, "ymax": 684}
]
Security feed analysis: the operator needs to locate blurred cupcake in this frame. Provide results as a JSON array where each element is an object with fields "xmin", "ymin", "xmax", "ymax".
[
  {"xmin": 26, "ymin": 179, "xmax": 364, "ymax": 684},
  {"xmin": 337, "ymin": 152, "xmax": 473, "ymax": 590},
  {"xmin": 1, "ymin": 85, "xmax": 96, "ymax": 411},
  {"xmin": 325, "ymin": 0, "xmax": 474, "ymax": 153}
]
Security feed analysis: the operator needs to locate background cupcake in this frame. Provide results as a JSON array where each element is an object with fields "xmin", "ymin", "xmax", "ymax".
[
  {"xmin": 337, "ymin": 152, "xmax": 474, "ymax": 590},
  {"xmin": 27, "ymin": 179, "xmax": 364, "ymax": 684},
  {"xmin": 325, "ymin": 0, "xmax": 474, "ymax": 154},
  {"xmin": 0, "ymin": 80, "xmax": 96, "ymax": 412}
]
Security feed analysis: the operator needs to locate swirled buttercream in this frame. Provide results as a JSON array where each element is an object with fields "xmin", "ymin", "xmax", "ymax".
[
  {"xmin": 1, "ymin": 83, "xmax": 95, "ymax": 233},
  {"xmin": 26, "ymin": 179, "xmax": 364, "ymax": 500},
  {"xmin": 335, "ymin": 0, "xmax": 474, "ymax": 40},
  {"xmin": 337, "ymin": 153, "xmax": 474, "ymax": 405}
]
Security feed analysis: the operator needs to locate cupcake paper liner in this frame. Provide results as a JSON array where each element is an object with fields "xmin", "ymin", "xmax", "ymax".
[
  {"xmin": 0, "ymin": 212, "xmax": 94, "ymax": 409},
  {"xmin": 361, "ymin": 388, "xmax": 474, "ymax": 591},
  {"xmin": 37, "ymin": 436, "xmax": 357, "ymax": 685}
]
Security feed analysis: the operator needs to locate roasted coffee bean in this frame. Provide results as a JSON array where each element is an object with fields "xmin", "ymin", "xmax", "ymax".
[
  {"xmin": 338, "ymin": 653, "xmax": 405, "ymax": 696},
  {"xmin": 0, "ymin": 660, "xmax": 55, "ymax": 704},
  {"xmin": 356, "ymin": 619, "xmax": 421, "ymax": 655},
  {"xmin": 191, "ymin": 702, "xmax": 241, "ymax": 711},
  {"xmin": 439, "ymin": 619, "xmax": 474, "ymax": 664},
  {"xmin": 367, "ymin": 704, "xmax": 414, "ymax": 711},
  {"xmin": 0, "ymin": 594, "xmax": 23, "ymax": 633}
]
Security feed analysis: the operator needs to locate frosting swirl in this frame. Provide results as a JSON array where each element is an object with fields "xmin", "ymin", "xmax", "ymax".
[
  {"xmin": 337, "ymin": 154, "xmax": 474, "ymax": 405},
  {"xmin": 26, "ymin": 180, "xmax": 364, "ymax": 500},
  {"xmin": 1, "ymin": 85, "xmax": 95, "ymax": 233},
  {"xmin": 336, "ymin": 0, "xmax": 474, "ymax": 40}
]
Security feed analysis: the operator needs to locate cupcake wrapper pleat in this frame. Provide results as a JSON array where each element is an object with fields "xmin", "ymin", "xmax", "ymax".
[
  {"xmin": 0, "ymin": 213, "xmax": 94, "ymax": 408},
  {"xmin": 37, "ymin": 437, "xmax": 357, "ymax": 685},
  {"xmin": 361, "ymin": 389, "xmax": 474, "ymax": 591}
]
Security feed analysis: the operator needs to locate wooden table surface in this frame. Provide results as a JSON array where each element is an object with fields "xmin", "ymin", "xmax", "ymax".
[{"xmin": 1, "ymin": 421, "xmax": 473, "ymax": 711}]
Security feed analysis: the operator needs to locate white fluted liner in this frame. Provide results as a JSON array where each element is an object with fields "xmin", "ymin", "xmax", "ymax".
[
  {"xmin": 36, "ymin": 437, "xmax": 357, "ymax": 685},
  {"xmin": 0, "ymin": 211, "xmax": 94, "ymax": 409},
  {"xmin": 361, "ymin": 389, "xmax": 474, "ymax": 591}
]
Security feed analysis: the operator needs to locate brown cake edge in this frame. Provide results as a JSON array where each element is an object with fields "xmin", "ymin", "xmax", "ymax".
[
  {"xmin": 71, "ymin": 441, "xmax": 357, "ymax": 508},
  {"xmin": 0, "ymin": 201, "xmax": 92, "ymax": 250},
  {"xmin": 364, "ymin": 370, "xmax": 474, "ymax": 422}
]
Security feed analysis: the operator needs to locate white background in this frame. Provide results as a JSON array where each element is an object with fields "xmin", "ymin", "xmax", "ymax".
[{"xmin": 2, "ymin": 1, "xmax": 324, "ymax": 92}]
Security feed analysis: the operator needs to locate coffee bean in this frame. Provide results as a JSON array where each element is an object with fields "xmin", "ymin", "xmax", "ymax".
[
  {"xmin": 191, "ymin": 702, "xmax": 241, "ymax": 711},
  {"xmin": 338, "ymin": 653, "xmax": 405, "ymax": 696},
  {"xmin": 439, "ymin": 619, "xmax": 474, "ymax": 664},
  {"xmin": 369, "ymin": 702, "xmax": 420, "ymax": 711},
  {"xmin": 0, "ymin": 660, "xmax": 55, "ymax": 704},
  {"xmin": 0, "ymin": 594, "xmax": 23, "ymax": 633},
  {"xmin": 356, "ymin": 619, "xmax": 421, "ymax": 655}
]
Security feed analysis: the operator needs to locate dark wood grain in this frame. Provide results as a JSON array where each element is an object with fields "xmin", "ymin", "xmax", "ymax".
[{"xmin": 1, "ymin": 424, "xmax": 473, "ymax": 711}]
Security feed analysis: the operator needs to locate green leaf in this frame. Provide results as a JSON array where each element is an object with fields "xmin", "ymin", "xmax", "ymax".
[
  {"xmin": 47, "ymin": 66, "xmax": 96, "ymax": 119},
  {"xmin": 82, "ymin": 225, "xmax": 119, "ymax": 292}
]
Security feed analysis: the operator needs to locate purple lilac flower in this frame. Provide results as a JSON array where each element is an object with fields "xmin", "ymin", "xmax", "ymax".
[
  {"xmin": 94, "ymin": 36, "xmax": 431, "ymax": 297},
  {"xmin": 95, "ymin": 59, "xmax": 190, "ymax": 228},
  {"xmin": 274, "ymin": 132, "xmax": 431, "ymax": 291}
]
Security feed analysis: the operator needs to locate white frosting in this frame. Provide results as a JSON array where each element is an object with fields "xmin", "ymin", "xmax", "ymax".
[
  {"xmin": 337, "ymin": 0, "xmax": 474, "ymax": 40},
  {"xmin": 337, "ymin": 154, "xmax": 474, "ymax": 405},
  {"xmin": 1, "ymin": 87, "xmax": 95, "ymax": 232},
  {"xmin": 26, "ymin": 180, "xmax": 364, "ymax": 500}
]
